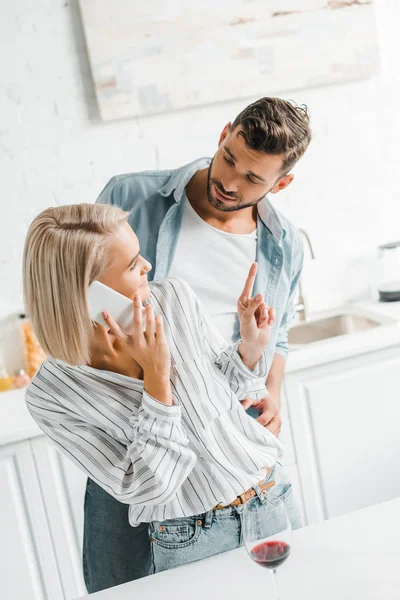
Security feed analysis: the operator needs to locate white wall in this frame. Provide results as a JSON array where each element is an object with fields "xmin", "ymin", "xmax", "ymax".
[{"xmin": 1, "ymin": 0, "xmax": 400, "ymax": 371}]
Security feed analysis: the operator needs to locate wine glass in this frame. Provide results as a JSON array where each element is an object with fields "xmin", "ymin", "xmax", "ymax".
[{"xmin": 242, "ymin": 496, "xmax": 292, "ymax": 600}]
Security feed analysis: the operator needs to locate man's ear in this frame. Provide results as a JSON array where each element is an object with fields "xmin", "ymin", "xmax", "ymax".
[
  {"xmin": 218, "ymin": 122, "xmax": 232, "ymax": 146},
  {"xmin": 270, "ymin": 173, "xmax": 294, "ymax": 194}
]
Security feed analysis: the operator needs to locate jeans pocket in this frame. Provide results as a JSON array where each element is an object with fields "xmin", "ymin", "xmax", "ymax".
[
  {"xmin": 151, "ymin": 519, "xmax": 204, "ymax": 574},
  {"xmin": 266, "ymin": 464, "xmax": 302, "ymax": 530},
  {"xmin": 268, "ymin": 484, "xmax": 302, "ymax": 530},
  {"xmin": 150, "ymin": 518, "xmax": 201, "ymax": 549}
]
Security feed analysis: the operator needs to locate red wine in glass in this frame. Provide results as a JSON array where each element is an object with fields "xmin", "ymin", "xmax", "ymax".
[
  {"xmin": 243, "ymin": 497, "xmax": 292, "ymax": 599},
  {"xmin": 251, "ymin": 540, "xmax": 291, "ymax": 569}
]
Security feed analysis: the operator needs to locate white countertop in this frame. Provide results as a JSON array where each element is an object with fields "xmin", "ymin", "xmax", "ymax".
[
  {"xmin": 286, "ymin": 299, "xmax": 400, "ymax": 373},
  {"xmin": 0, "ymin": 387, "xmax": 42, "ymax": 446},
  {"xmin": 2, "ymin": 299, "xmax": 400, "ymax": 447},
  {"xmin": 76, "ymin": 498, "xmax": 400, "ymax": 600}
]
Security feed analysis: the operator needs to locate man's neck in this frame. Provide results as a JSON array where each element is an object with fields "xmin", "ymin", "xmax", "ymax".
[{"xmin": 186, "ymin": 168, "xmax": 257, "ymax": 235}]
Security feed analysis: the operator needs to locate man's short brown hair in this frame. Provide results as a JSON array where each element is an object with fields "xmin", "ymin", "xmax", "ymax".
[{"xmin": 231, "ymin": 97, "xmax": 312, "ymax": 173}]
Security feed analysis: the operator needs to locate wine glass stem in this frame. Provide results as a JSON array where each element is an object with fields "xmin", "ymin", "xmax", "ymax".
[{"xmin": 271, "ymin": 569, "xmax": 280, "ymax": 600}]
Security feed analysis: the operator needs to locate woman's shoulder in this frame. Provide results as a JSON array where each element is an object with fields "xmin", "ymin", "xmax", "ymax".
[
  {"xmin": 26, "ymin": 358, "xmax": 86, "ymax": 403},
  {"xmin": 149, "ymin": 277, "xmax": 198, "ymax": 306},
  {"xmin": 25, "ymin": 358, "xmax": 66, "ymax": 409},
  {"xmin": 148, "ymin": 278, "xmax": 200, "ymax": 331},
  {"xmin": 26, "ymin": 358, "xmax": 70, "ymax": 396}
]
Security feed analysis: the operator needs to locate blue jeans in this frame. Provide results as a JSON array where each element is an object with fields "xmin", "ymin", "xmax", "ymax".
[
  {"xmin": 82, "ymin": 463, "xmax": 301, "ymax": 593},
  {"xmin": 150, "ymin": 463, "xmax": 301, "ymax": 573}
]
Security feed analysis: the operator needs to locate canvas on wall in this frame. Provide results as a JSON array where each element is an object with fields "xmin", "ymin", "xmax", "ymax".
[{"xmin": 79, "ymin": 0, "xmax": 379, "ymax": 121}]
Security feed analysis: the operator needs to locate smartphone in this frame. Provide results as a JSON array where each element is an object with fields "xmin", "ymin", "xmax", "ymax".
[{"xmin": 87, "ymin": 280, "xmax": 144, "ymax": 332}]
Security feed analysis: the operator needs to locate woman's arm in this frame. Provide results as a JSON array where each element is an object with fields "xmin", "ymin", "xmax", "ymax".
[
  {"xmin": 200, "ymin": 310, "xmax": 269, "ymax": 401},
  {"xmin": 26, "ymin": 385, "xmax": 196, "ymax": 506},
  {"xmin": 174, "ymin": 278, "xmax": 270, "ymax": 401}
]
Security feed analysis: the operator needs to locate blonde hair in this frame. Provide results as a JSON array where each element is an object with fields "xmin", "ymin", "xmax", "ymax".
[{"xmin": 23, "ymin": 203, "xmax": 129, "ymax": 366}]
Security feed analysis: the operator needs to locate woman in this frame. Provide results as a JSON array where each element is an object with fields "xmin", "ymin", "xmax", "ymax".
[{"xmin": 23, "ymin": 203, "xmax": 296, "ymax": 579}]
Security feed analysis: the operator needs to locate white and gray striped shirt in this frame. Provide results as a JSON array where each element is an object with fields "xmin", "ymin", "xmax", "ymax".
[{"xmin": 26, "ymin": 278, "xmax": 283, "ymax": 526}]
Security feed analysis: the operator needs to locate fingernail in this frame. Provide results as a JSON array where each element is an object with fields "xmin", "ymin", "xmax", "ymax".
[
  {"xmin": 134, "ymin": 294, "xmax": 140, "ymax": 301},
  {"xmin": 102, "ymin": 311, "xmax": 109, "ymax": 320},
  {"xmin": 255, "ymin": 294, "xmax": 262, "ymax": 301},
  {"xmin": 268, "ymin": 318, "xmax": 274, "ymax": 326}
]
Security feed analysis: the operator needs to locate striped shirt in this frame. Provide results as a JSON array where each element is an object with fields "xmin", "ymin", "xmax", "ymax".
[{"xmin": 26, "ymin": 278, "xmax": 283, "ymax": 526}]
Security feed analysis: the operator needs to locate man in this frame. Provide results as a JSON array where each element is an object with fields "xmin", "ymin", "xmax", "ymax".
[{"xmin": 84, "ymin": 97, "xmax": 311, "ymax": 593}]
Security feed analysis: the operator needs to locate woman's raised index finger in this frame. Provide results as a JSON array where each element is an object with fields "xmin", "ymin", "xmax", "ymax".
[{"xmin": 240, "ymin": 262, "xmax": 258, "ymax": 299}]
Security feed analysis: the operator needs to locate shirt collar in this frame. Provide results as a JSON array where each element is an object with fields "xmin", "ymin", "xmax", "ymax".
[
  {"xmin": 157, "ymin": 157, "xmax": 211, "ymax": 202},
  {"xmin": 158, "ymin": 156, "xmax": 284, "ymax": 243}
]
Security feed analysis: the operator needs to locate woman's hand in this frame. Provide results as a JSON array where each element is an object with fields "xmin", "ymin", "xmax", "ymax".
[
  {"xmin": 237, "ymin": 263, "xmax": 275, "ymax": 369},
  {"xmin": 103, "ymin": 294, "xmax": 172, "ymax": 404}
]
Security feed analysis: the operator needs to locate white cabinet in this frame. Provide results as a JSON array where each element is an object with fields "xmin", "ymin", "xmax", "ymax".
[
  {"xmin": 0, "ymin": 441, "xmax": 64, "ymax": 600},
  {"xmin": 31, "ymin": 437, "xmax": 88, "ymax": 600},
  {"xmin": 285, "ymin": 344, "xmax": 400, "ymax": 525},
  {"xmin": 0, "ymin": 436, "xmax": 87, "ymax": 600}
]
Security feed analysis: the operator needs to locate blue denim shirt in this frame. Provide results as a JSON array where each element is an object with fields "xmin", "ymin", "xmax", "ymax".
[{"xmin": 97, "ymin": 158, "xmax": 303, "ymax": 368}]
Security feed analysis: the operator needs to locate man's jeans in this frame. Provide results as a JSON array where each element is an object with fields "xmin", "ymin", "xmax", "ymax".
[{"xmin": 83, "ymin": 463, "xmax": 301, "ymax": 593}]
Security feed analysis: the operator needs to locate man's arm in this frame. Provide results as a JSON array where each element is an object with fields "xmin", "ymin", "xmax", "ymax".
[
  {"xmin": 241, "ymin": 234, "xmax": 304, "ymax": 435},
  {"xmin": 266, "ymin": 353, "xmax": 286, "ymax": 399},
  {"xmin": 263, "ymin": 353, "xmax": 286, "ymax": 433},
  {"xmin": 274, "ymin": 238, "xmax": 304, "ymax": 358},
  {"xmin": 241, "ymin": 353, "xmax": 285, "ymax": 435}
]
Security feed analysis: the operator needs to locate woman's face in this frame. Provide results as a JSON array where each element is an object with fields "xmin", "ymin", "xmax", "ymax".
[{"xmin": 99, "ymin": 222, "xmax": 152, "ymax": 302}]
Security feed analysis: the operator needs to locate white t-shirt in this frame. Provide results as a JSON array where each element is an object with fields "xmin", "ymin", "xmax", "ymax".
[{"xmin": 168, "ymin": 197, "xmax": 257, "ymax": 343}]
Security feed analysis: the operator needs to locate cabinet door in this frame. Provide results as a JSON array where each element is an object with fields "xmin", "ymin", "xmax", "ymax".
[
  {"xmin": 0, "ymin": 442, "xmax": 64, "ymax": 600},
  {"xmin": 31, "ymin": 437, "xmax": 88, "ymax": 600},
  {"xmin": 285, "ymin": 345, "xmax": 400, "ymax": 525}
]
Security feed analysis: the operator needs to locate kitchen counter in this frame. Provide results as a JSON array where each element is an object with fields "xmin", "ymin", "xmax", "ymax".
[
  {"xmin": 2, "ymin": 299, "xmax": 400, "ymax": 447},
  {"xmin": 286, "ymin": 299, "xmax": 400, "ymax": 372},
  {"xmin": 0, "ymin": 387, "xmax": 42, "ymax": 446},
  {"xmin": 76, "ymin": 498, "xmax": 400, "ymax": 600}
]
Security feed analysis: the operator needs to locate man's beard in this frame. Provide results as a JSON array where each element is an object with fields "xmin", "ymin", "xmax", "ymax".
[{"xmin": 206, "ymin": 159, "xmax": 268, "ymax": 213}]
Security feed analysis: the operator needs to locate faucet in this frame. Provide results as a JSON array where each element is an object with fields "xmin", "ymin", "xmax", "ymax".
[{"xmin": 296, "ymin": 228, "xmax": 316, "ymax": 322}]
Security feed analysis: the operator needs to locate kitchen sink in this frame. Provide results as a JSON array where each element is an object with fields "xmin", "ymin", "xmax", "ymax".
[{"xmin": 288, "ymin": 313, "xmax": 382, "ymax": 346}]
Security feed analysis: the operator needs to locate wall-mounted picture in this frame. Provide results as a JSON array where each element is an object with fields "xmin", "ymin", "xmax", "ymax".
[{"xmin": 79, "ymin": 0, "xmax": 379, "ymax": 120}]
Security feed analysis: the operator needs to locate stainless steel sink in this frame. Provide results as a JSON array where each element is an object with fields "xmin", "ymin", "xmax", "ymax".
[{"xmin": 288, "ymin": 313, "xmax": 382, "ymax": 346}]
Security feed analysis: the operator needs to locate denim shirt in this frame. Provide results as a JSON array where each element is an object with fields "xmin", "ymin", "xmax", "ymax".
[{"xmin": 97, "ymin": 158, "xmax": 303, "ymax": 368}]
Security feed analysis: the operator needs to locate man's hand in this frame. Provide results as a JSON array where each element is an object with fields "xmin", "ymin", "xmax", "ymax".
[{"xmin": 241, "ymin": 391, "xmax": 282, "ymax": 436}]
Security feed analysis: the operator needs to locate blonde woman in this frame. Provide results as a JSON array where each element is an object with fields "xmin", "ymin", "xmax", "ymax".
[{"xmin": 23, "ymin": 203, "xmax": 298, "ymax": 588}]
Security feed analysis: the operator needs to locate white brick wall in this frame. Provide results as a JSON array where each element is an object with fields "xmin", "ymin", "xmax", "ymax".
[{"xmin": 1, "ymin": 0, "xmax": 400, "ymax": 371}]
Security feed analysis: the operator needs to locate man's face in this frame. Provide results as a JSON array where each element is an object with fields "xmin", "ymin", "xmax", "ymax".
[{"xmin": 207, "ymin": 125, "xmax": 293, "ymax": 213}]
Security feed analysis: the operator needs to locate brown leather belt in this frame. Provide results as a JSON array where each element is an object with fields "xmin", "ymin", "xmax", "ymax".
[{"xmin": 212, "ymin": 468, "xmax": 275, "ymax": 510}]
